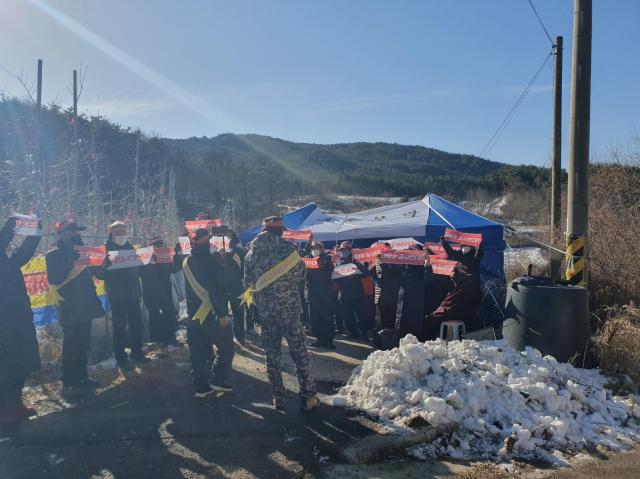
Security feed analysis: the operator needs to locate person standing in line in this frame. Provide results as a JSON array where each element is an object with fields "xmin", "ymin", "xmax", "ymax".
[
  {"xmin": 0, "ymin": 217, "xmax": 41, "ymax": 427},
  {"xmin": 140, "ymin": 235, "xmax": 179, "ymax": 347},
  {"xmin": 373, "ymin": 243, "xmax": 402, "ymax": 329},
  {"xmin": 46, "ymin": 221, "xmax": 105, "ymax": 401},
  {"xmin": 305, "ymin": 240, "xmax": 335, "ymax": 349},
  {"xmin": 183, "ymin": 228, "xmax": 235, "ymax": 398},
  {"xmin": 96, "ymin": 221, "xmax": 148, "ymax": 370},
  {"xmin": 333, "ymin": 242, "xmax": 369, "ymax": 340},
  {"xmin": 219, "ymin": 230, "xmax": 248, "ymax": 345},
  {"xmin": 244, "ymin": 217, "xmax": 319, "ymax": 411}
]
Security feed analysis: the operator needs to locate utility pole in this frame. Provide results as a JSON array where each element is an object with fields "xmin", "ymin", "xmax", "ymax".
[
  {"xmin": 550, "ymin": 36, "xmax": 563, "ymax": 279},
  {"xmin": 34, "ymin": 59, "xmax": 43, "ymax": 213},
  {"xmin": 565, "ymin": 0, "xmax": 592, "ymax": 287}
]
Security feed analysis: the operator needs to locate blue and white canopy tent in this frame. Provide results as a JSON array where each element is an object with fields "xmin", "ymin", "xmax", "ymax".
[{"xmin": 239, "ymin": 193, "xmax": 506, "ymax": 285}]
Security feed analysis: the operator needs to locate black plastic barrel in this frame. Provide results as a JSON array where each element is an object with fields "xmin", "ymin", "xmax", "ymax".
[{"xmin": 502, "ymin": 276, "xmax": 590, "ymax": 363}]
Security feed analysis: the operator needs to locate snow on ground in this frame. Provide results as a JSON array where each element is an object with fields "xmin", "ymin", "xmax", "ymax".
[
  {"xmin": 332, "ymin": 336, "xmax": 640, "ymax": 463},
  {"xmin": 505, "ymin": 246, "xmax": 547, "ymax": 269}
]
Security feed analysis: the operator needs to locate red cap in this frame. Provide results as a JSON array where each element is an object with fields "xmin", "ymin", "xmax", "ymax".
[
  {"xmin": 339, "ymin": 241, "xmax": 352, "ymax": 251},
  {"xmin": 54, "ymin": 220, "xmax": 85, "ymax": 235}
]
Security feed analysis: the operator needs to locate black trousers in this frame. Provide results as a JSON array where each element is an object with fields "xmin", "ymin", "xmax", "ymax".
[
  {"xmin": 145, "ymin": 296, "xmax": 178, "ymax": 344},
  {"xmin": 339, "ymin": 296, "xmax": 368, "ymax": 336},
  {"xmin": 186, "ymin": 316, "xmax": 235, "ymax": 390},
  {"xmin": 309, "ymin": 297, "xmax": 335, "ymax": 344},
  {"xmin": 61, "ymin": 319, "xmax": 92, "ymax": 387},
  {"xmin": 229, "ymin": 297, "xmax": 245, "ymax": 343},
  {"xmin": 246, "ymin": 305, "xmax": 257, "ymax": 330},
  {"xmin": 379, "ymin": 303, "xmax": 398, "ymax": 329},
  {"xmin": 110, "ymin": 298, "xmax": 143, "ymax": 362}
]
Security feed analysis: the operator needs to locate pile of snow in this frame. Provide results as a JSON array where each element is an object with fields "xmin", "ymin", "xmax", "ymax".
[{"xmin": 333, "ymin": 336, "xmax": 640, "ymax": 462}]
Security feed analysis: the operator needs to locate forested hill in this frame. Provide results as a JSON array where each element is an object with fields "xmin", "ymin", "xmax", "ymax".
[{"xmin": 0, "ymin": 98, "xmax": 551, "ymax": 227}]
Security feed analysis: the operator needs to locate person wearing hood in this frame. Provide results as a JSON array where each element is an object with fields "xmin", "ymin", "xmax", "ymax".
[
  {"xmin": 305, "ymin": 240, "xmax": 335, "ymax": 349},
  {"xmin": 140, "ymin": 236, "xmax": 179, "ymax": 347},
  {"xmin": 0, "ymin": 217, "xmax": 41, "ymax": 427},
  {"xmin": 183, "ymin": 228, "xmax": 234, "ymax": 398},
  {"xmin": 45, "ymin": 221, "xmax": 105, "ymax": 400},
  {"xmin": 244, "ymin": 217, "xmax": 319, "ymax": 411},
  {"xmin": 333, "ymin": 241, "xmax": 370, "ymax": 340},
  {"xmin": 95, "ymin": 221, "xmax": 148, "ymax": 370}
]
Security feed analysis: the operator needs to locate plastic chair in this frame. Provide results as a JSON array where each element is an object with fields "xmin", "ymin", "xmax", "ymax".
[{"xmin": 439, "ymin": 320, "xmax": 466, "ymax": 341}]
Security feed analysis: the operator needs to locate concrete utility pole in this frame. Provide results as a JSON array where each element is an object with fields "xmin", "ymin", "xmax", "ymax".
[
  {"xmin": 565, "ymin": 0, "xmax": 592, "ymax": 287},
  {"xmin": 550, "ymin": 36, "xmax": 563, "ymax": 279}
]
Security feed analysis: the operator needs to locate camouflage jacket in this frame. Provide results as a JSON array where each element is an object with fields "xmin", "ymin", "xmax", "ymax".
[{"xmin": 244, "ymin": 231, "xmax": 305, "ymax": 323}]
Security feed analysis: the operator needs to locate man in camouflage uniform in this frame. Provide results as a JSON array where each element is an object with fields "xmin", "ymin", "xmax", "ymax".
[{"xmin": 244, "ymin": 216, "xmax": 319, "ymax": 411}]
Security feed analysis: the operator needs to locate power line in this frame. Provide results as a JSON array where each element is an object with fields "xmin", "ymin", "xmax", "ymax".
[
  {"xmin": 445, "ymin": 51, "xmax": 553, "ymax": 196},
  {"xmin": 527, "ymin": 0, "xmax": 555, "ymax": 46}
]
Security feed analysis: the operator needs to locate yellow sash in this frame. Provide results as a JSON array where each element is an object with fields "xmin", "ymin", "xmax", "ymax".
[
  {"xmin": 48, "ymin": 264, "xmax": 87, "ymax": 306},
  {"xmin": 183, "ymin": 257, "xmax": 213, "ymax": 325},
  {"xmin": 240, "ymin": 250, "xmax": 301, "ymax": 307}
]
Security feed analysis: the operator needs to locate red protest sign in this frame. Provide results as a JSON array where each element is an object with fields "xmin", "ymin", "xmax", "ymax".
[
  {"xmin": 23, "ymin": 272, "xmax": 50, "ymax": 296},
  {"xmin": 352, "ymin": 244, "xmax": 386, "ymax": 263},
  {"xmin": 282, "ymin": 230, "xmax": 313, "ymax": 242},
  {"xmin": 443, "ymin": 228, "xmax": 483, "ymax": 248},
  {"xmin": 74, "ymin": 245, "xmax": 107, "ymax": 266},
  {"xmin": 184, "ymin": 219, "xmax": 222, "ymax": 234},
  {"xmin": 424, "ymin": 242, "xmax": 448, "ymax": 258},
  {"xmin": 430, "ymin": 258, "xmax": 459, "ymax": 276},
  {"xmin": 302, "ymin": 257, "xmax": 320, "ymax": 269},
  {"xmin": 375, "ymin": 237, "xmax": 420, "ymax": 250},
  {"xmin": 380, "ymin": 250, "xmax": 426, "ymax": 266},
  {"xmin": 153, "ymin": 247, "xmax": 175, "ymax": 264}
]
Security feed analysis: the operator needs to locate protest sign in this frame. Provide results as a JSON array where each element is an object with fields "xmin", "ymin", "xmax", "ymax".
[
  {"xmin": 380, "ymin": 250, "xmax": 426, "ymax": 266},
  {"xmin": 184, "ymin": 219, "xmax": 222, "ymax": 234},
  {"xmin": 352, "ymin": 244, "xmax": 387, "ymax": 263},
  {"xmin": 209, "ymin": 236, "xmax": 226, "ymax": 251},
  {"xmin": 302, "ymin": 257, "xmax": 320, "ymax": 269},
  {"xmin": 331, "ymin": 263, "xmax": 362, "ymax": 279},
  {"xmin": 375, "ymin": 237, "xmax": 419, "ymax": 250},
  {"xmin": 12, "ymin": 212, "xmax": 42, "ymax": 237},
  {"xmin": 178, "ymin": 236, "xmax": 192, "ymax": 255},
  {"xmin": 74, "ymin": 245, "xmax": 107, "ymax": 266},
  {"xmin": 443, "ymin": 228, "xmax": 483, "ymax": 248},
  {"xmin": 282, "ymin": 230, "xmax": 313, "ymax": 242},
  {"xmin": 153, "ymin": 247, "xmax": 175, "ymax": 264},
  {"xmin": 23, "ymin": 271, "xmax": 50, "ymax": 296},
  {"xmin": 430, "ymin": 258, "xmax": 459, "ymax": 276},
  {"xmin": 107, "ymin": 247, "xmax": 154, "ymax": 270}
]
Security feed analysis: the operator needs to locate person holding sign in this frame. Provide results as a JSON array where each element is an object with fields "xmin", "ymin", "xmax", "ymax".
[
  {"xmin": 334, "ymin": 241, "xmax": 371, "ymax": 340},
  {"xmin": 373, "ymin": 242, "xmax": 402, "ymax": 329},
  {"xmin": 244, "ymin": 217, "xmax": 319, "ymax": 412},
  {"xmin": 426, "ymin": 266, "xmax": 477, "ymax": 339},
  {"xmin": 0, "ymin": 217, "xmax": 41, "ymax": 427},
  {"xmin": 305, "ymin": 241, "xmax": 335, "ymax": 349},
  {"xmin": 441, "ymin": 236, "xmax": 484, "ymax": 305},
  {"xmin": 95, "ymin": 221, "xmax": 148, "ymax": 370},
  {"xmin": 398, "ymin": 244, "xmax": 431, "ymax": 341},
  {"xmin": 45, "ymin": 221, "xmax": 105, "ymax": 400},
  {"xmin": 183, "ymin": 228, "xmax": 234, "ymax": 398},
  {"xmin": 140, "ymin": 236, "xmax": 179, "ymax": 347}
]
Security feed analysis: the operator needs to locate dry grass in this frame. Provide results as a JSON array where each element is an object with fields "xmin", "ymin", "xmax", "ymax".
[{"xmin": 592, "ymin": 304, "xmax": 640, "ymax": 388}]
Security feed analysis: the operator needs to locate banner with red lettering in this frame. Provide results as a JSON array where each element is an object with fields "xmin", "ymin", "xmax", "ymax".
[
  {"xmin": 331, "ymin": 263, "xmax": 362, "ymax": 279},
  {"xmin": 153, "ymin": 247, "xmax": 175, "ymax": 264},
  {"xmin": 74, "ymin": 245, "xmax": 107, "ymax": 266},
  {"xmin": 424, "ymin": 242, "xmax": 448, "ymax": 258},
  {"xmin": 282, "ymin": 230, "xmax": 313, "ymax": 242},
  {"xmin": 12, "ymin": 212, "xmax": 42, "ymax": 237},
  {"xmin": 430, "ymin": 258, "xmax": 459, "ymax": 276},
  {"xmin": 443, "ymin": 228, "xmax": 483, "ymax": 248},
  {"xmin": 209, "ymin": 236, "xmax": 226, "ymax": 251},
  {"xmin": 352, "ymin": 244, "xmax": 386, "ymax": 263},
  {"xmin": 302, "ymin": 257, "xmax": 320, "ymax": 269},
  {"xmin": 380, "ymin": 250, "xmax": 426, "ymax": 266},
  {"xmin": 107, "ymin": 247, "xmax": 154, "ymax": 270},
  {"xmin": 374, "ymin": 237, "xmax": 419, "ymax": 250},
  {"xmin": 23, "ymin": 271, "xmax": 49, "ymax": 296},
  {"xmin": 178, "ymin": 236, "xmax": 192, "ymax": 255},
  {"xmin": 184, "ymin": 219, "xmax": 222, "ymax": 234}
]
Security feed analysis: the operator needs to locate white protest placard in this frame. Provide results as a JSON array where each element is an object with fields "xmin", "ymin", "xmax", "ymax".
[
  {"xmin": 12, "ymin": 212, "xmax": 42, "ymax": 237},
  {"xmin": 178, "ymin": 236, "xmax": 192, "ymax": 255},
  {"xmin": 331, "ymin": 263, "xmax": 362, "ymax": 280},
  {"xmin": 374, "ymin": 237, "xmax": 419, "ymax": 250},
  {"xmin": 210, "ymin": 236, "xmax": 226, "ymax": 251},
  {"xmin": 107, "ymin": 247, "xmax": 154, "ymax": 270}
]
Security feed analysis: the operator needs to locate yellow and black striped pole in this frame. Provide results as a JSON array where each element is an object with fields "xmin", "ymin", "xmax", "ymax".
[{"xmin": 565, "ymin": 234, "xmax": 587, "ymax": 287}]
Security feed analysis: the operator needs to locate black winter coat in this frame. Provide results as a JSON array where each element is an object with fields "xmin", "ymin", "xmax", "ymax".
[
  {"xmin": 373, "ymin": 263, "xmax": 402, "ymax": 307},
  {"xmin": 0, "ymin": 228, "xmax": 41, "ymax": 379},
  {"xmin": 221, "ymin": 246, "xmax": 246, "ymax": 298},
  {"xmin": 95, "ymin": 240, "xmax": 141, "ymax": 303},
  {"xmin": 305, "ymin": 253, "xmax": 334, "ymax": 304},
  {"xmin": 334, "ymin": 257, "xmax": 368, "ymax": 301},
  {"xmin": 442, "ymin": 240, "xmax": 484, "ymax": 301},
  {"xmin": 46, "ymin": 245, "xmax": 104, "ymax": 324},
  {"xmin": 140, "ymin": 262, "xmax": 175, "ymax": 311},
  {"xmin": 184, "ymin": 249, "xmax": 228, "ymax": 321},
  {"xmin": 399, "ymin": 264, "xmax": 430, "ymax": 340}
]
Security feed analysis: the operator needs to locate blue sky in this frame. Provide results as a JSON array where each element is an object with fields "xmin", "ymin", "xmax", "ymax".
[{"xmin": 1, "ymin": 0, "xmax": 638, "ymax": 167}]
